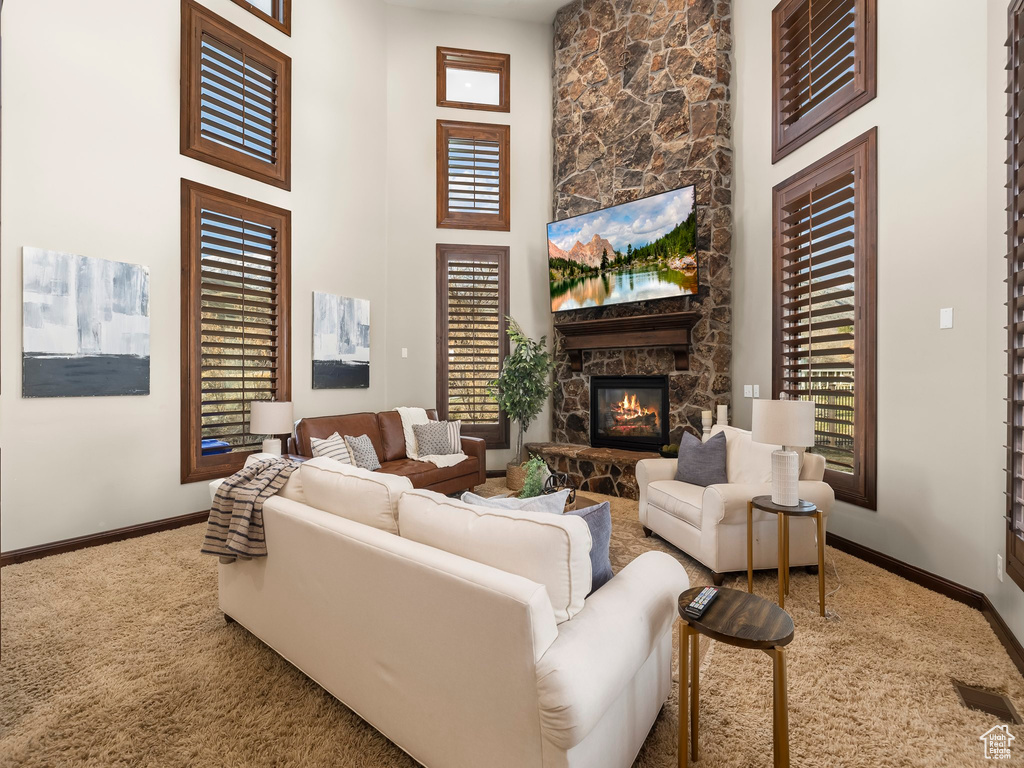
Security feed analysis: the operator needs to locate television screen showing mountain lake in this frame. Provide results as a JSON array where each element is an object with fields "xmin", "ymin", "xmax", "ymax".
[{"xmin": 550, "ymin": 264, "xmax": 698, "ymax": 312}]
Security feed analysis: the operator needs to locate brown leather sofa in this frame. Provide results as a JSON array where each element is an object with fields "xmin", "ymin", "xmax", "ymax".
[{"xmin": 288, "ymin": 409, "xmax": 486, "ymax": 495}]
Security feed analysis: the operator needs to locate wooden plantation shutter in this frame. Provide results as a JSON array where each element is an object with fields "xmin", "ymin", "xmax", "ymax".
[
  {"xmin": 436, "ymin": 47, "xmax": 511, "ymax": 112},
  {"xmin": 182, "ymin": 0, "xmax": 291, "ymax": 189},
  {"xmin": 181, "ymin": 180, "xmax": 291, "ymax": 483},
  {"xmin": 1006, "ymin": 0, "xmax": 1024, "ymax": 591},
  {"xmin": 772, "ymin": 0, "xmax": 876, "ymax": 162},
  {"xmin": 437, "ymin": 120, "xmax": 510, "ymax": 231},
  {"xmin": 772, "ymin": 128, "xmax": 876, "ymax": 509},
  {"xmin": 436, "ymin": 244, "xmax": 510, "ymax": 449},
  {"xmin": 229, "ymin": 0, "xmax": 292, "ymax": 36}
]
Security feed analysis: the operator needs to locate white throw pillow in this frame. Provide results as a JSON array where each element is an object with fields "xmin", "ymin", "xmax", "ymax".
[
  {"xmin": 399, "ymin": 489, "xmax": 592, "ymax": 624},
  {"xmin": 711, "ymin": 424, "xmax": 777, "ymax": 484},
  {"xmin": 460, "ymin": 489, "xmax": 570, "ymax": 514},
  {"xmin": 300, "ymin": 456, "xmax": 412, "ymax": 534},
  {"xmin": 310, "ymin": 432, "xmax": 352, "ymax": 464}
]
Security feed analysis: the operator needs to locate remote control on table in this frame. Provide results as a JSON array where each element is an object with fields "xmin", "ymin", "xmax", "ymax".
[{"xmin": 683, "ymin": 587, "xmax": 719, "ymax": 619}]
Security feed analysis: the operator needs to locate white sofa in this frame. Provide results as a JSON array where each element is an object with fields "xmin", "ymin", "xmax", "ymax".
[
  {"xmin": 210, "ymin": 456, "xmax": 689, "ymax": 768},
  {"xmin": 637, "ymin": 424, "xmax": 834, "ymax": 584}
]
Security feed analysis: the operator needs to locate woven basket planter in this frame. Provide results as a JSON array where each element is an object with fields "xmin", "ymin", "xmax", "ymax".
[{"xmin": 505, "ymin": 462, "xmax": 526, "ymax": 492}]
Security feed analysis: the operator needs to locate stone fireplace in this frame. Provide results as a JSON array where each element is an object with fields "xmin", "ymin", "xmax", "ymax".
[{"xmin": 590, "ymin": 375, "xmax": 669, "ymax": 452}]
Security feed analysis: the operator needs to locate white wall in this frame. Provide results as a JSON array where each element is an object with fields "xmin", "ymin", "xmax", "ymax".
[
  {"xmin": 732, "ymin": 0, "xmax": 1024, "ymax": 638},
  {"xmin": 0, "ymin": 0, "xmax": 390, "ymax": 551},
  {"xmin": 383, "ymin": 5, "xmax": 554, "ymax": 470}
]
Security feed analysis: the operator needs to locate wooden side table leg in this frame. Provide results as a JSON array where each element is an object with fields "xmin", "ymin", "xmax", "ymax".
[
  {"xmin": 678, "ymin": 621, "xmax": 689, "ymax": 768},
  {"xmin": 772, "ymin": 646, "xmax": 790, "ymax": 768},
  {"xmin": 690, "ymin": 629, "xmax": 699, "ymax": 762},
  {"xmin": 777, "ymin": 513, "xmax": 785, "ymax": 609},
  {"xmin": 747, "ymin": 501, "xmax": 754, "ymax": 593},
  {"xmin": 783, "ymin": 515, "xmax": 790, "ymax": 597},
  {"xmin": 816, "ymin": 510, "xmax": 826, "ymax": 617}
]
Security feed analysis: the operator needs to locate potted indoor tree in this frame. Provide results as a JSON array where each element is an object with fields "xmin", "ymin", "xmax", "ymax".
[{"xmin": 488, "ymin": 317, "xmax": 555, "ymax": 491}]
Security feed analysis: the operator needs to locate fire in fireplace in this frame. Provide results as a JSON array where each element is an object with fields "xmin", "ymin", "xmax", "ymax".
[{"xmin": 590, "ymin": 376, "xmax": 670, "ymax": 452}]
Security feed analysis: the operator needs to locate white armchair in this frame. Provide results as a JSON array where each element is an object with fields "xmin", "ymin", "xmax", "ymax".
[{"xmin": 637, "ymin": 424, "xmax": 834, "ymax": 585}]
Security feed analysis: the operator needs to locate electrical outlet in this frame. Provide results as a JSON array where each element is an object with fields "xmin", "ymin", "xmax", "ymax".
[
  {"xmin": 401, "ymin": 348, "xmax": 408, "ymax": 359},
  {"xmin": 753, "ymin": 384, "xmax": 760, "ymax": 398},
  {"xmin": 998, "ymin": 554, "xmax": 1005, "ymax": 583},
  {"xmin": 743, "ymin": 385, "xmax": 753, "ymax": 398}
]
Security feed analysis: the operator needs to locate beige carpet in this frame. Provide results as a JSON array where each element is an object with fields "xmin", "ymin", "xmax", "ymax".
[{"xmin": 2, "ymin": 484, "xmax": 1023, "ymax": 767}]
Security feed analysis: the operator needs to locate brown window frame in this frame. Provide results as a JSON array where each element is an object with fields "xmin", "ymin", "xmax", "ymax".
[
  {"xmin": 772, "ymin": 128, "xmax": 877, "ymax": 509},
  {"xmin": 229, "ymin": 0, "xmax": 291, "ymax": 36},
  {"xmin": 181, "ymin": 179, "xmax": 292, "ymax": 484},
  {"xmin": 436, "ymin": 244, "xmax": 510, "ymax": 450},
  {"xmin": 436, "ymin": 119, "xmax": 511, "ymax": 232},
  {"xmin": 1007, "ymin": 0, "xmax": 1024, "ymax": 592},
  {"xmin": 181, "ymin": 0, "xmax": 292, "ymax": 189},
  {"xmin": 436, "ymin": 47, "xmax": 511, "ymax": 113},
  {"xmin": 771, "ymin": 0, "xmax": 876, "ymax": 163}
]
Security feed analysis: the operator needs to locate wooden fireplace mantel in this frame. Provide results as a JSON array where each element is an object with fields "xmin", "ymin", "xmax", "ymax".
[{"xmin": 553, "ymin": 311, "xmax": 700, "ymax": 372}]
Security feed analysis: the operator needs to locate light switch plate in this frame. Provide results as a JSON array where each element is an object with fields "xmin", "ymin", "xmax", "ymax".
[
  {"xmin": 401, "ymin": 348, "xmax": 408, "ymax": 358},
  {"xmin": 744, "ymin": 385, "xmax": 753, "ymax": 398},
  {"xmin": 940, "ymin": 308, "xmax": 953, "ymax": 329},
  {"xmin": 753, "ymin": 384, "xmax": 760, "ymax": 398}
]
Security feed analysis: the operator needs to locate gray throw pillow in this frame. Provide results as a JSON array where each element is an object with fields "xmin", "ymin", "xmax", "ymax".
[
  {"xmin": 461, "ymin": 489, "xmax": 570, "ymax": 514},
  {"xmin": 413, "ymin": 421, "xmax": 458, "ymax": 456},
  {"xmin": 343, "ymin": 434, "xmax": 382, "ymax": 471},
  {"xmin": 565, "ymin": 501, "xmax": 613, "ymax": 594},
  {"xmin": 674, "ymin": 430, "xmax": 727, "ymax": 486}
]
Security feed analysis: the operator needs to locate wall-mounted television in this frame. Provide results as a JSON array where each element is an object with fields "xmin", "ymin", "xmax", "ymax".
[{"xmin": 548, "ymin": 185, "xmax": 698, "ymax": 313}]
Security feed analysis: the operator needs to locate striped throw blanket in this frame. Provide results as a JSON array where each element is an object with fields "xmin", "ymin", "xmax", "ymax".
[{"xmin": 201, "ymin": 457, "xmax": 300, "ymax": 564}]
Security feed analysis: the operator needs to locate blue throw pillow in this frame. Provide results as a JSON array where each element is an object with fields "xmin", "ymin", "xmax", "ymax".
[
  {"xmin": 565, "ymin": 501, "xmax": 613, "ymax": 594},
  {"xmin": 675, "ymin": 430, "xmax": 727, "ymax": 486}
]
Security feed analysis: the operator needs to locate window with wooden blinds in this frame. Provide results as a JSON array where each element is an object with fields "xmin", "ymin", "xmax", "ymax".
[
  {"xmin": 772, "ymin": 128, "xmax": 876, "ymax": 509},
  {"xmin": 436, "ymin": 244, "xmax": 510, "ymax": 449},
  {"xmin": 229, "ymin": 0, "xmax": 291, "ymax": 36},
  {"xmin": 771, "ymin": 0, "xmax": 876, "ymax": 163},
  {"xmin": 1006, "ymin": 0, "xmax": 1024, "ymax": 592},
  {"xmin": 437, "ymin": 120, "xmax": 511, "ymax": 232},
  {"xmin": 181, "ymin": 180, "xmax": 291, "ymax": 483},
  {"xmin": 182, "ymin": 0, "xmax": 291, "ymax": 189}
]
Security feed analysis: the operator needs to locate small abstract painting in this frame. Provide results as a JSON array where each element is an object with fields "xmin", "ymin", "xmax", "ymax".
[
  {"xmin": 312, "ymin": 292, "xmax": 370, "ymax": 389},
  {"xmin": 22, "ymin": 247, "xmax": 150, "ymax": 398}
]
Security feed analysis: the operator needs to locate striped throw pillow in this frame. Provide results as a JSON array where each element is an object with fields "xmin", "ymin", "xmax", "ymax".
[{"xmin": 310, "ymin": 432, "xmax": 352, "ymax": 464}]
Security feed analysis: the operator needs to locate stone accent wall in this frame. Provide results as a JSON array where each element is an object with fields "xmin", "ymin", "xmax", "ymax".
[{"xmin": 551, "ymin": 0, "xmax": 733, "ymax": 447}]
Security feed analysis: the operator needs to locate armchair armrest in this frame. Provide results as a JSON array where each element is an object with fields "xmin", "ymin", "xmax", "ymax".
[
  {"xmin": 636, "ymin": 458, "xmax": 678, "ymax": 524},
  {"xmin": 460, "ymin": 435, "xmax": 487, "ymax": 486},
  {"xmin": 535, "ymin": 551, "xmax": 689, "ymax": 749},
  {"xmin": 703, "ymin": 481, "xmax": 835, "ymax": 527}
]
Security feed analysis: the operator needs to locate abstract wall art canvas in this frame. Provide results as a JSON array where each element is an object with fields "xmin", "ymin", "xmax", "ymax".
[
  {"xmin": 312, "ymin": 292, "xmax": 369, "ymax": 389},
  {"xmin": 22, "ymin": 247, "xmax": 150, "ymax": 398}
]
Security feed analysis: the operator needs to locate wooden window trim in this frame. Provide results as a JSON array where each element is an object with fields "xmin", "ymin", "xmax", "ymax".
[
  {"xmin": 181, "ymin": 0, "xmax": 292, "ymax": 190},
  {"xmin": 771, "ymin": 0, "xmax": 876, "ymax": 163},
  {"xmin": 181, "ymin": 179, "xmax": 292, "ymax": 484},
  {"xmin": 228, "ymin": 0, "xmax": 291, "ymax": 36},
  {"xmin": 1007, "ymin": 0, "xmax": 1024, "ymax": 593},
  {"xmin": 772, "ymin": 128, "xmax": 877, "ymax": 509},
  {"xmin": 436, "ymin": 120, "xmax": 511, "ymax": 231},
  {"xmin": 436, "ymin": 244, "xmax": 510, "ymax": 450},
  {"xmin": 436, "ymin": 46, "xmax": 511, "ymax": 113}
]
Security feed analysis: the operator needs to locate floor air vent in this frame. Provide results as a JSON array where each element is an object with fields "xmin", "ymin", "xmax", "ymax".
[{"xmin": 953, "ymin": 680, "xmax": 1023, "ymax": 723}]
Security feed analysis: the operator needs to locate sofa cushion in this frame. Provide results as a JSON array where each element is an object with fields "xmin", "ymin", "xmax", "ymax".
[
  {"xmin": 309, "ymin": 432, "xmax": 352, "ymax": 464},
  {"xmin": 378, "ymin": 409, "xmax": 440, "ymax": 462},
  {"xmin": 398, "ymin": 489, "xmax": 593, "ymax": 624},
  {"xmin": 674, "ymin": 431, "xmax": 727, "ymax": 486},
  {"xmin": 345, "ymin": 434, "xmax": 382, "ymax": 471},
  {"xmin": 711, "ymin": 424, "xmax": 776, "ymax": 485},
  {"xmin": 300, "ymin": 456, "xmax": 411, "ymax": 534},
  {"xmin": 647, "ymin": 480, "xmax": 704, "ymax": 528},
  {"xmin": 380, "ymin": 456, "xmax": 479, "ymax": 488},
  {"xmin": 413, "ymin": 421, "xmax": 458, "ymax": 456},
  {"xmin": 461, "ymin": 490, "xmax": 570, "ymax": 514},
  {"xmin": 295, "ymin": 412, "xmax": 384, "ymax": 459}
]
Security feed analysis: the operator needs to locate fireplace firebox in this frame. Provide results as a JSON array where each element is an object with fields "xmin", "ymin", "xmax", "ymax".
[{"xmin": 590, "ymin": 376, "xmax": 670, "ymax": 452}]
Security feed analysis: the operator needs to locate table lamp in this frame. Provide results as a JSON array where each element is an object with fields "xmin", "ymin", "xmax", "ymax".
[
  {"xmin": 250, "ymin": 400, "xmax": 293, "ymax": 456},
  {"xmin": 751, "ymin": 399, "xmax": 815, "ymax": 506}
]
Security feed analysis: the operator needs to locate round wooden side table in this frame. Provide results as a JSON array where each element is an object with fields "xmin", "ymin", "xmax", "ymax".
[
  {"xmin": 677, "ymin": 587, "xmax": 795, "ymax": 768},
  {"xmin": 747, "ymin": 495, "xmax": 826, "ymax": 617}
]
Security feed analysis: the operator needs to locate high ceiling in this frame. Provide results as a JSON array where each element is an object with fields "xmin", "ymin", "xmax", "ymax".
[{"xmin": 387, "ymin": 0, "xmax": 567, "ymax": 24}]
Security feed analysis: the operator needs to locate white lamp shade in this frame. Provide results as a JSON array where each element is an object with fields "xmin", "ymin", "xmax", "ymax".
[
  {"xmin": 751, "ymin": 399, "xmax": 815, "ymax": 447},
  {"xmin": 250, "ymin": 400, "xmax": 293, "ymax": 435}
]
